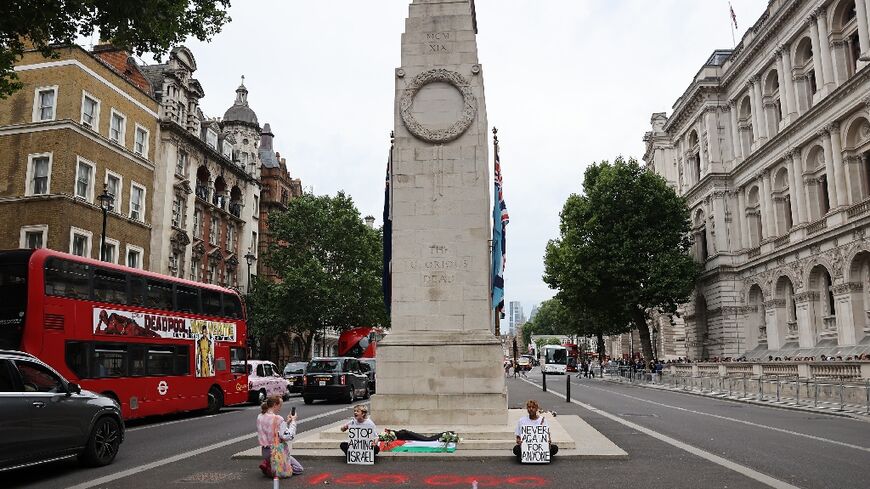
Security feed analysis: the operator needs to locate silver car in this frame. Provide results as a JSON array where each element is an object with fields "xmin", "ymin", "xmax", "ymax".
[{"xmin": 0, "ymin": 350, "xmax": 124, "ymax": 471}]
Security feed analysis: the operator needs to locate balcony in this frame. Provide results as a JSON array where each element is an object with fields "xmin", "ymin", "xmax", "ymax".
[
  {"xmin": 195, "ymin": 184, "xmax": 210, "ymax": 201},
  {"xmin": 846, "ymin": 198, "xmax": 870, "ymax": 218},
  {"xmin": 212, "ymin": 194, "xmax": 227, "ymax": 211},
  {"xmin": 747, "ymin": 246, "xmax": 761, "ymax": 259},
  {"xmin": 229, "ymin": 202, "xmax": 242, "ymax": 218},
  {"xmin": 806, "ymin": 217, "xmax": 827, "ymax": 235},
  {"xmin": 774, "ymin": 234, "xmax": 790, "ymax": 248}
]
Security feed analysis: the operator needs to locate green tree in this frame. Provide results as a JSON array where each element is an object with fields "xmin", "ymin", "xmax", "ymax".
[
  {"xmin": 247, "ymin": 192, "xmax": 387, "ymax": 360},
  {"xmin": 0, "ymin": 0, "xmax": 231, "ymax": 98},
  {"xmin": 544, "ymin": 157, "xmax": 699, "ymax": 362}
]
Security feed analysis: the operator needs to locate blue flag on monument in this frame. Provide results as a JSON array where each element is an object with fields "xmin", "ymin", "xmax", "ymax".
[
  {"xmin": 382, "ymin": 150, "xmax": 393, "ymax": 316},
  {"xmin": 491, "ymin": 138, "xmax": 508, "ymax": 315}
]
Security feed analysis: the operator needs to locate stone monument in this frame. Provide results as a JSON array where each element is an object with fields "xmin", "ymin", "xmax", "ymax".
[{"xmin": 370, "ymin": 0, "xmax": 507, "ymax": 426}]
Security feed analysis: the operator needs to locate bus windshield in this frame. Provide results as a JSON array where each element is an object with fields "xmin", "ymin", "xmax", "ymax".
[
  {"xmin": 0, "ymin": 261, "xmax": 28, "ymax": 350},
  {"xmin": 545, "ymin": 347, "xmax": 567, "ymax": 365}
]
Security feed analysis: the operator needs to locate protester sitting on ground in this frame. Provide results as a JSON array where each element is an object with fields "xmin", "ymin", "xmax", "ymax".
[
  {"xmin": 513, "ymin": 399, "xmax": 558, "ymax": 462},
  {"xmin": 256, "ymin": 395, "xmax": 303, "ymax": 478},
  {"xmin": 340, "ymin": 404, "xmax": 380, "ymax": 458}
]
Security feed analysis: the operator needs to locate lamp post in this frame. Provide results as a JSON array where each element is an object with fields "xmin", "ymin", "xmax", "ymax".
[
  {"xmin": 97, "ymin": 183, "xmax": 114, "ymax": 261},
  {"xmin": 244, "ymin": 250, "xmax": 256, "ymax": 293}
]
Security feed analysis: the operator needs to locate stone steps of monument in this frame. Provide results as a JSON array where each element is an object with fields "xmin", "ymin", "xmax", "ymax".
[{"xmin": 315, "ymin": 426, "xmax": 517, "ymax": 441}]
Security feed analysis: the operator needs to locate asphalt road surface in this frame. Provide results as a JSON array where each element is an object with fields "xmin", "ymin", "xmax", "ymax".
[{"xmin": 5, "ymin": 371, "xmax": 869, "ymax": 489}]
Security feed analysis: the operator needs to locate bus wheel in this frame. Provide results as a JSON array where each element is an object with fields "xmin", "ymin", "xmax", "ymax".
[{"xmin": 206, "ymin": 387, "xmax": 224, "ymax": 415}]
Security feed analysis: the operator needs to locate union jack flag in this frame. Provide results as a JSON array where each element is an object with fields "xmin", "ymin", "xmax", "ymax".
[
  {"xmin": 729, "ymin": 2, "xmax": 738, "ymax": 30},
  {"xmin": 491, "ymin": 136, "xmax": 509, "ymax": 315}
]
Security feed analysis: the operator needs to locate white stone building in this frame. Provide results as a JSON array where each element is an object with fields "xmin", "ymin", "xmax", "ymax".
[
  {"xmin": 142, "ymin": 48, "xmax": 260, "ymax": 291},
  {"xmin": 644, "ymin": 0, "xmax": 870, "ymax": 359}
]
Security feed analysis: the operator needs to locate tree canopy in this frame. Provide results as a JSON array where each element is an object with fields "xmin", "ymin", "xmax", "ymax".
[
  {"xmin": 247, "ymin": 192, "xmax": 387, "ymax": 360},
  {"xmin": 544, "ymin": 157, "xmax": 699, "ymax": 361},
  {"xmin": 0, "ymin": 0, "xmax": 231, "ymax": 98}
]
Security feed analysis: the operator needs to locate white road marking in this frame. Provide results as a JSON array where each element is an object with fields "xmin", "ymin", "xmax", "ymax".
[
  {"xmin": 127, "ymin": 400, "xmax": 303, "ymax": 432},
  {"xmin": 66, "ymin": 405, "xmax": 350, "ymax": 489},
  {"xmin": 521, "ymin": 378, "xmax": 801, "ymax": 489},
  {"xmin": 577, "ymin": 382, "xmax": 870, "ymax": 452}
]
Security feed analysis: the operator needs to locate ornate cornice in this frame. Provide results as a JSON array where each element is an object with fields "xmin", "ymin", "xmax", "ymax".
[
  {"xmin": 794, "ymin": 291, "xmax": 819, "ymax": 302},
  {"xmin": 831, "ymin": 282, "xmax": 862, "ymax": 294}
]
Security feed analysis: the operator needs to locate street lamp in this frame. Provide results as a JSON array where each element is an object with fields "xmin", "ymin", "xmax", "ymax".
[
  {"xmin": 97, "ymin": 183, "xmax": 114, "ymax": 261},
  {"xmin": 244, "ymin": 250, "xmax": 256, "ymax": 292}
]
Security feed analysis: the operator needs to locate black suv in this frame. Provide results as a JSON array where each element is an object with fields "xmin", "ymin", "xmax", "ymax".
[
  {"xmin": 302, "ymin": 357, "xmax": 370, "ymax": 404},
  {"xmin": 0, "ymin": 350, "xmax": 124, "ymax": 471}
]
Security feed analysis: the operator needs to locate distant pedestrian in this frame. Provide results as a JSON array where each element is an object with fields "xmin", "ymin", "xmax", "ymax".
[{"xmin": 256, "ymin": 396, "xmax": 303, "ymax": 478}]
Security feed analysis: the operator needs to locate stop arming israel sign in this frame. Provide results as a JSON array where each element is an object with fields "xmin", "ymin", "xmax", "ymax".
[
  {"xmin": 346, "ymin": 427, "xmax": 376, "ymax": 465},
  {"xmin": 520, "ymin": 424, "xmax": 550, "ymax": 464}
]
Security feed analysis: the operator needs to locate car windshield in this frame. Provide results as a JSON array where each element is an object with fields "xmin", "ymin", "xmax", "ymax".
[
  {"xmin": 307, "ymin": 360, "xmax": 341, "ymax": 373},
  {"xmin": 284, "ymin": 363, "xmax": 306, "ymax": 374}
]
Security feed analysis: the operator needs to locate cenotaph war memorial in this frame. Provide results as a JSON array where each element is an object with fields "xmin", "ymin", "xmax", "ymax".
[{"xmin": 370, "ymin": 0, "xmax": 508, "ymax": 426}]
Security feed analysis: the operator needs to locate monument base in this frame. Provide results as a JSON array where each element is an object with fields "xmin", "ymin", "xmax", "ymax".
[{"xmin": 370, "ymin": 331, "xmax": 507, "ymax": 426}]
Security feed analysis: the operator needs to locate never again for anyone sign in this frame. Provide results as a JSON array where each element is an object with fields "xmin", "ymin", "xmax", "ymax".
[
  {"xmin": 346, "ymin": 427, "xmax": 376, "ymax": 465},
  {"xmin": 520, "ymin": 424, "xmax": 550, "ymax": 464}
]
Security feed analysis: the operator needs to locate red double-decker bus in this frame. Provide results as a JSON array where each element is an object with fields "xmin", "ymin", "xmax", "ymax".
[
  {"xmin": 0, "ymin": 248, "xmax": 249, "ymax": 419},
  {"xmin": 337, "ymin": 327, "xmax": 384, "ymax": 358}
]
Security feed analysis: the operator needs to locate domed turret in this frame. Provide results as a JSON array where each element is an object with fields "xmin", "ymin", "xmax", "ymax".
[{"xmin": 223, "ymin": 76, "xmax": 258, "ymax": 125}]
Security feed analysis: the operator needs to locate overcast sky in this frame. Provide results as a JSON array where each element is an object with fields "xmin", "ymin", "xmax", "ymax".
[{"xmin": 164, "ymin": 0, "xmax": 768, "ymax": 331}]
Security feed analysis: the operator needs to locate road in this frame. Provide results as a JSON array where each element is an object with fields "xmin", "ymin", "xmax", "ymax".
[{"xmin": 5, "ymin": 371, "xmax": 869, "ymax": 488}]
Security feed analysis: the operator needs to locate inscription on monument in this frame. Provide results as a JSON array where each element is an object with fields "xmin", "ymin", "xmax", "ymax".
[
  {"xmin": 423, "ymin": 272, "xmax": 455, "ymax": 287},
  {"xmin": 426, "ymin": 32, "xmax": 452, "ymax": 53}
]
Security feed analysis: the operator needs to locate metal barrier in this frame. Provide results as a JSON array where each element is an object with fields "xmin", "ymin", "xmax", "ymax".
[{"xmin": 605, "ymin": 369, "xmax": 870, "ymax": 415}]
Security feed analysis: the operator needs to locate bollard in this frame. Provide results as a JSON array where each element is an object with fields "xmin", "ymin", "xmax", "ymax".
[
  {"xmin": 865, "ymin": 380, "xmax": 869, "ymax": 415},
  {"xmin": 776, "ymin": 378, "xmax": 780, "ymax": 403},
  {"xmin": 566, "ymin": 373, "xmax": 571, "ymax": 403},
  {"xmin": 728, "ymin": 377, "xmax": 732, "ymax": 397},
  {"xmin": 742, "ymin": 374, "xmax": 747, "ymax": 398},
  {"xmin": 814, "ymin": 381, "xmax": 819, "ymax": 408},
  {"xmin": 542, "ymin": 370, "xmax": 547, "ymax": 392},
  {"xmin": 758, "ymin": 377, "xmax": 764, "ymax": 401},
  {"xmin": 839, "ymin": 382, "xmax": 845, "ymax": 411},
  {"xmin": 796, "ymin": 380, "xmax": 800, "ymax": 407}
]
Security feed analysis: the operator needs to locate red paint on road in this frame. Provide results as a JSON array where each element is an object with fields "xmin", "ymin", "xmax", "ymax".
[{"xmin": 306, "ymin": 473, "xmax": 549, "ymax": 487}]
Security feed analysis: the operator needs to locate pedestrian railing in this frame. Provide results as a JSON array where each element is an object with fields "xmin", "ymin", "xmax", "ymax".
[{"xmin": 606, "ymin": 368, "xmax": 870, "ymax": 415}]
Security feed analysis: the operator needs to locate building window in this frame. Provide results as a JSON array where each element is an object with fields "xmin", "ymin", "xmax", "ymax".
[
  {"xmin": 251, "ymin": 231, "xmax": 258, "ymax": 254},
  {"xmin": 193, "ymin": 209, "xmax": 203, "ymax": 239},
  {"xmin": 206, "ymin": 129, "xmax": 218, "ymax": 149},
  {"xmin": 134, "ymin": 125, "xmax": 149, "ymax": 157},
  {"xmin": 33, "ymin": 86, "xmax": 57, "ymax": 122},
  {"xmin": 170, "ymin": 251, "xmax": 183, "ymax": 278},
  {"xmin": 80, "ymin": 92, "xmax": 100, "ymax": 129},
  {"xmin": 241, "ymin": 152, "xmax": 248, "ymax": 167},
  {"xmin": 130, "ymin": 183, "xmax": 145, "ymax": 222},
  {"xmin": 126, "ymin": 245, "xmax": 144, "ymax": 269},
  {"xmin": 191, "ymin": 259, "xmax": 200, "ymax": 281},
  {"xmin": 20, "ymin": 225, "xmax": 47, "ymax": 249},
  {"xmin": 69, "ymin": 227, "xmax": 92, "ymax": 257},
  {"xmin": 171, "ymin": 195, "xmax": 184, "ymax": 228},
  {"xmin": 176, "ymin": 150, "xmax": 188, "ymax": 177},
  {"xmin": 209, "ymin": 216, "xmax": 219, "ymax": 244},
  {"xmin": 281, "ymin": 188, "xmax": 289, "ymax": 206},
  {"xmin": 207, "ymin": 262, "xmax": 217, "ymax": 284},
  {"xmin": 74, "ymin": 158, "xmax": 95, "ymax": 202},
  {"xmin": 226, "ymin": 225, "xmax": 235, "ymax": 251},
  {"xmin": 222, "ymin": 141, "xmax": 232, "ymax": 160},
  {"xmin": 109, "ymin": 109, "xmax": 126, "ymax": 145},
  {"xmin": 253, "ymin": 195, "xmax": 259, "ymax": 217},
  {"xmin": 26, "ymin": 153, "xmax": 52, "ymax": 196},
  {"xmin": 105, "ymin": 171, "xmax": 122, "ymax": 212},
  {"xmin": 101, "ymin": 238, "xmax": 119, "ymax": 264}
]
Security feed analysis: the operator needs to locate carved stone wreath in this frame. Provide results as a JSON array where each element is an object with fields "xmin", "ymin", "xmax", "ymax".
[{"xmin": 400, "ymin": 69, "xmax": 477, "ymax": 143}]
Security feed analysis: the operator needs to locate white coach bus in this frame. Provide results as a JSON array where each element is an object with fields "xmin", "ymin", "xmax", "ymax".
[{"xmin": 541, "ymin": 344, "xmax": 568, "ymax": 374}]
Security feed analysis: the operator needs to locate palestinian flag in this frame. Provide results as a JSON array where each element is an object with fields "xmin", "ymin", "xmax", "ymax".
[{"xmin": 379, "ymin": 440, "xmax": 456, "ymax": 453}]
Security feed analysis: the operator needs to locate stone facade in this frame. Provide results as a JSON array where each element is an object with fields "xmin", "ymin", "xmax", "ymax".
[
  {"xmin": 371, "ymin": 0, "xmax": 507, "ymax": 426},
  {"xmin": 644, "ymin": 0, "xmax": 870, "ymax": 359},
  {"xmin": 0, "ymin": 46, "xmax": 158, "ymax": 267},
  {"xmin": 141, "ymin": 50, "xmax": 260, "ymax": 291}
]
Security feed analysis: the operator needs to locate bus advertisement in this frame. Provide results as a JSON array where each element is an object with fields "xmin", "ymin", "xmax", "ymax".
[
  {"xmin": 337, "ymin": 327, "xmax": 384, "ymax": 358},
  {"xmin": 0, "ymin": 249, "xmax": 249, "ymax": 419}
]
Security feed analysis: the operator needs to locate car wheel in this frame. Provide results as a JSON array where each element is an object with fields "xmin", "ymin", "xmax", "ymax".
[
  {"xmin": 346, "ymin": 386, "xmax": 355, "ymax": 404},
  {"xmin": 363, "ymin": 386, "xmax": 370, "ymax": 399},
  {"xmin": 282, "ymin": 387, "xmax": 291, "ymax": 402},
  {"xmin": 303, "ymin": 396, "xmax": 313, "ymax": 405},
  {"xmin": 80, "ymin": 416, "xmax": 122, "ymax": 467},
  {"xmin": 257, "ymin": 389, "xmax": 267, "ymax": 403},
  {"xmin": 206, "ymin": 387, "xmax": 223, "ymax": 415}
]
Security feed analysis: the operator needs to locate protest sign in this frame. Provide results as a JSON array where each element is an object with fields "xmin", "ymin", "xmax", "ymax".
[
  {"xmin": 520, "ymin": 424, "xmax": 550, "ymax": 464},
  {"xmin": 346, "ymin": 426, "xmax": 376, "ymax": 465}
]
